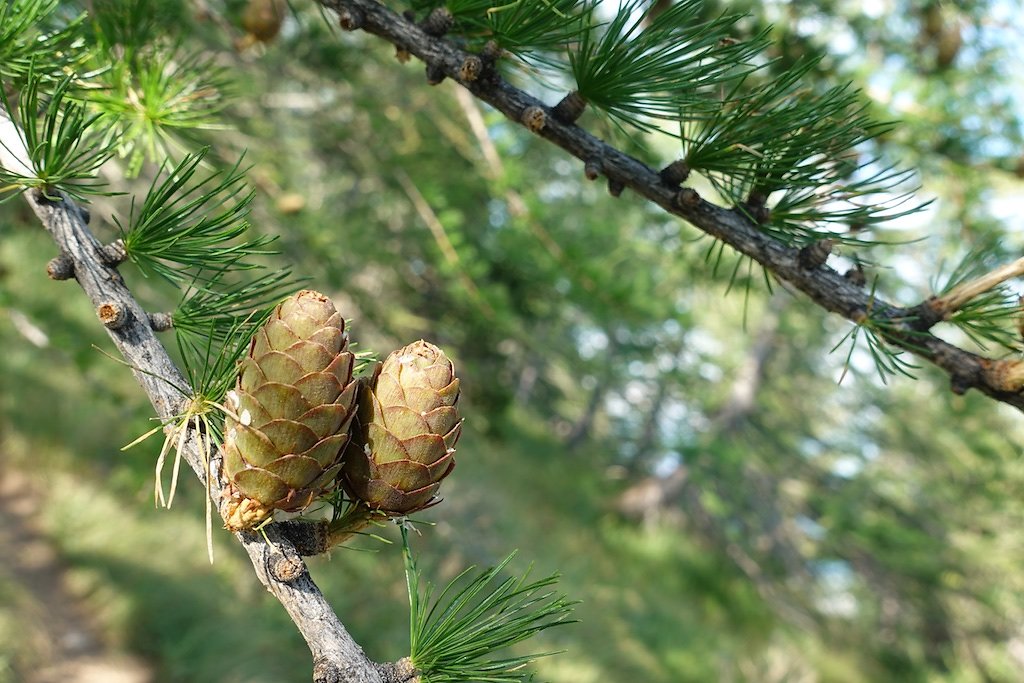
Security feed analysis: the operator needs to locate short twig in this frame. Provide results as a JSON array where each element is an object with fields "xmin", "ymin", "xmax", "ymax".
[{"xmin": 926, "ymin": 256, "xmax": 1024, "ymax": 319}]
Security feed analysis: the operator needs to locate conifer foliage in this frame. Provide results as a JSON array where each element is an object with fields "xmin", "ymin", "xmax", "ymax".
[
  {"xmin": 323, "ymin": 0, "xmax": 1024, "ymax": 406},
  {"xmin": 0, "ymin": 1, "xmax": 575, "ymax": 680},
  {"xmin": 2, "ymin": 0, "xmax": 1023, "ymax": 681}
]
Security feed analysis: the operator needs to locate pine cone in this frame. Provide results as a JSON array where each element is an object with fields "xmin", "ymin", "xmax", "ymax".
[
  {"xmin": 222, "ymin": 290, "xmax": 356, "ymax": 531},
  {"xmin": 342, "ymin": 340, "xmax": 461, "ymax": 515},
  {"xmin": 241, "ymin": 0, "xmax": 285, "ymax": 43}
]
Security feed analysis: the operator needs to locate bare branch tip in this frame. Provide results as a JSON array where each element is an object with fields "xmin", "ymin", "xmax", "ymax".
[
  {"xmin": 270, "ymin": 555, "xmax": 307, "ymax": 583},
  {"xmin": 607, "ymin": 177, "xmax": 626, "ymax": 197},
  {"xmin": 337, "ymin": 7, "xmax": 364, "ymax": 31},
  {"xmin": 950, "ymin": 375, "xmax": 972, "ymax": 396},
  {"xmin": 521, "ymin": 106, "xmax": 547, "ymax": 133},
  {"xmin": 425, "ymin": 63, "xmax": 446, "ymax": 86},
  {"xmin": 676, "ymin": 187, "xmax": 700, "ymax": 207},
  {"xmin": 459, "ymin": 55, "xmax": 483, "ymax": 83},
  {"xmin": 97, "ymin": 302, "xmax": 128, "ymax": 329},
  {"xmin": 46, "ymin": 254, "xmax": 74, "ymax": 280}
]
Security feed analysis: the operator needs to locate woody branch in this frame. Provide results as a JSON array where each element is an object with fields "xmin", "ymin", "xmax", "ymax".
[
  {"xmin": 0, "ymin": 110, "xmax": 406, "ymax": 683},
  {"xmin": 319, "ymin": 0, "xmax": 1024, "ymax": 410}
]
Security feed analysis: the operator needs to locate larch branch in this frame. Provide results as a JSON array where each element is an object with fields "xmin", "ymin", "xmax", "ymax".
[
  {"xmin": 318, "ymin": 0, "xmax": 1024, "ymax": 412},
  {"xmin": 0, "ymin": 111, "xmax": 387, "ymax": 683}
]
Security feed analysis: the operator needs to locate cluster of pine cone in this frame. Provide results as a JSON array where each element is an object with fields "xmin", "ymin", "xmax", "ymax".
[{"xmin": 221, "ymin": 290, "xmax": 461, "ymax": 532}]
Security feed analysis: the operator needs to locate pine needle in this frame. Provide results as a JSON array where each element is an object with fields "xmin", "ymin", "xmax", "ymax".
[{"xmin": 402, "ymin": 526, "xmax": 577, "ymax": 683}]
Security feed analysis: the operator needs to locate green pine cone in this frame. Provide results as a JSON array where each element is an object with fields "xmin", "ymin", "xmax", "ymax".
[
  {"xmin": 342, "ymin": 340, "xmax": 462, "ymax": 515},
  {"xmin": 222, "ymin": 290, "xmax": 356, "ymax": 531}
]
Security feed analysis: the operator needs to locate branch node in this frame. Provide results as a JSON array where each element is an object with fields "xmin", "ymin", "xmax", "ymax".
[
  {"xmin": 950, "ymin": 374, "xmax": 972, "ymax": 395},
  {"xmin": 313, "ymin": 656, "xmax": 343, "ymax": 683},
  {"xmin": 46, "ymin": 253, "xmax": 74, "ymax": 280},
  {"xmin": 420, "ymin": 7, "xmax": 454, "ymax": 37},
  {"xmin": 981, "ymin": 358, "xmax": 1024, "ymax": 393},
  {"xmin": 551, "ymin": 90, "xmax": 586, "ymax": 124},
  {"xmin": 377, "ymin": 657, "xmax": 419, "ymax": 683},
  {"xmin": 148, "ymin": 311, "xmax": 173, "ymax": 332},
  {"xmin": 425, "ymin": 62, "xmax": 446, "ymax": 86},
  {"xmin": 659, "ymin": 160, "xmax": 690, "ymax": 187},
  {"xmin": 97, "ymin": 302, "xmax": 128, "ymax": 329},
  {"xmin": 270, "ymin": 555, "xmax": 307, "ymax": 583},
  {"xmin": 797, "ymin": 239, "xmax": 835, "ymax": 270},
  {"xmin": 278, "ymin": 519, "xmax": 331, "ymax": 556},
  {"xmin": 459, "ymin": 55, "xmax": 483, "ymax": 83},
  {"xmin": 844, "ymin": 259, "xmax": 866, "ymax": 287},
  {"xmin": 607, "ymin": 177, "xmax": 625, "ymax": 197},
  {"xmin": 31, "ymin": 188, "xmax": 61, "ymax": 206},
  {"xmin": 100, "ymin": 239, "xmax": 128, "ymax": 267},
  {"xmin": 584, "ymin": 158, "xmax": 603, "ymax": 181},
  {"xmin": 740, "ymin": 191, "xmax": 771, "ymax": 224},
  {"xmin": 480, "ymin": 40, "xmax": 504, "ymax": 65},
  {"xmin": 337, "ymin": 7, "xmax": 364, "ymax": 31},
  {"xmin": 521, "ymin": 106, "xmax": 547, "ymax": 133},
  {"xmin": 676, "ymin": 187, "xmax": 701, "ymax": 207},
  {"xmin": 903, "ymin": 301, "xmax": 942, "ymax": 332}
]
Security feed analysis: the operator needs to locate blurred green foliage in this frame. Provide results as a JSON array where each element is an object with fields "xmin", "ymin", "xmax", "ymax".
[{"xmin": 3, "ymin": 0, "xmax": 1024, "ymax": 681}]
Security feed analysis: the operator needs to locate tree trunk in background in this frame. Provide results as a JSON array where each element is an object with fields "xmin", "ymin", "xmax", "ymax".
[
  {"xmin": 625, "ymin": 375, "xmax": 672, "ymax": 476},
  {"xmin": 565, "ymin": 335, "xmax": 621, "ymax": 451},
  {"xmin": 614, "ymin": 298, "xmax": 818, "ymax": 623},
  {"xmin": 617, "ymin": 297, "xmax": 785, "ymax": 517}
]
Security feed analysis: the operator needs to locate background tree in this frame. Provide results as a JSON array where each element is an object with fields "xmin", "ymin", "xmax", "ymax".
[{"xmin": 2, "ymin": 0, "xmax": 1024, "ymax": 682}]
